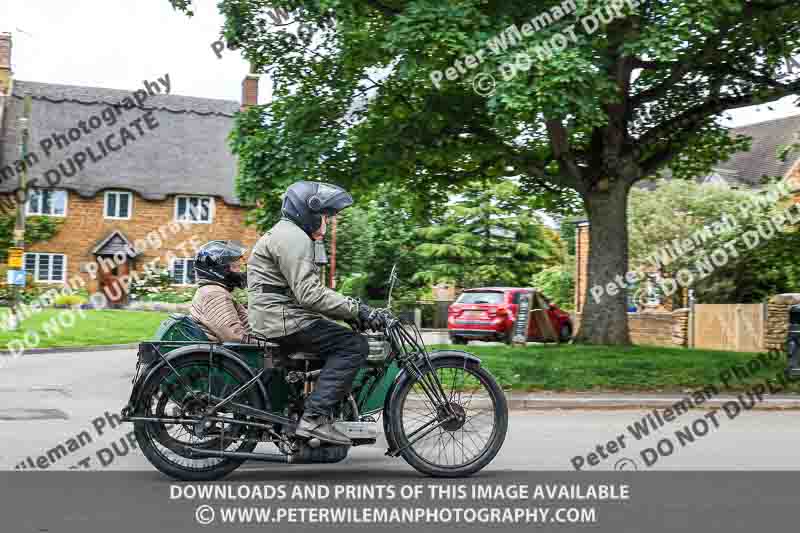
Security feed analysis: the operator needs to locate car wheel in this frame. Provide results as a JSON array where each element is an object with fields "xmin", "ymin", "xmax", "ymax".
[
  {"xmin": 450, "ymin": 336, "xmax": 468, "ymax": 345},
  {"xmin": 559, "ymin": 323, "xmax": 572, "ymax": 343}
]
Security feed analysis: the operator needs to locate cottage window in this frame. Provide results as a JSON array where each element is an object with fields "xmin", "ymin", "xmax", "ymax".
[
  {"xmin": 104, "ymin": 191, "xmax": 133, "ymax": 219},
  {"xmin": 26, "ymin": 190, "xmax": 67, "ymax": 217},
  {"xmin": 175, "ymin": 196, "xmax": 213, "ymax": 223},
  {"xmin": 24, "ymin": 253, "xmax": 67, "ymax": 282},
  {"xmin": 171, "ymin": 258, "xmax": 197, "ymax": 285}
]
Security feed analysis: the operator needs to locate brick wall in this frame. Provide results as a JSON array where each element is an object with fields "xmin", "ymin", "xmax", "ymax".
[
  {"xmin": 763, "ymin": 293, "xmax": 800, "ymax": 352},
  {"xmin": 572, "ymin": 309, "xmax": 689, "ymax": 347},
  {"xmin": 25, "ymin": 190, "xmax": 259, "ymax": 290}
]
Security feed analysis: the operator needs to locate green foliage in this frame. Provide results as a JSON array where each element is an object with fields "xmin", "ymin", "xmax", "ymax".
[
  {"xmin": 627, "ymin": 179, "xmax": 798, "ymax": 303},
  {"xmin": 332, "ymin": 187, "xmax": 423, "ymax": 300},
  {"xmin": 0, "ymin": 268, "xmax": 47, "ymax": 305},
  {"xmin": 338, "ymin": 272, "xmax": 369, "ymax": 298},
  {"xmin": 332, "ymin": 202, "xmax": 375, "ymax": 285},
  {"xmin": 559, "ymin": 221, "xmax": 578, "ymax": 257},
  {"xmin": 628, "ymin": 179, "xmax": 780, "ymax": 273},
  {"xmin": 694, "ymin": 221, "xmax": 800, "ymax": 303},
  {"xmin": 531, "ymin": 265, "xmax": 575, "ymax": 311},
  {"xmin": 414, "ymin": 180, "xmax": 557, "ymax": 288},
  {"xmin": 129, "ymin": 267, "xmax": 196, "ymax": 303},
  {"xmin": 0, "ymin": 215, "xmax": 64, "ymax": 262}
]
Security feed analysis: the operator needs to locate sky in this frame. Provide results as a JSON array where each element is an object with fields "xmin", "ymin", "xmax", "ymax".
[
  {"xmin": 1, "ymin": 0, "xmax": 798, "ymax": 125},
  {"xmin": 0, "ymin": 0, "xmax": 258, "ymax": 103}
]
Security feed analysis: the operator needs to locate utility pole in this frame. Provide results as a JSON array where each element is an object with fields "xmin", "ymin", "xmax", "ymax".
[
  {"xmin": 329, "ymin": 215, "xmax": 337, "ymax": 289},
  {"xmin": 8, "ymin": 94, "xmax": 31, "ymax": 330}
]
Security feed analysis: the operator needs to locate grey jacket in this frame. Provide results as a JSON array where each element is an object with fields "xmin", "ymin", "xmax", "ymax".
[
  {"xmin": 247, "ymin": 218, "xmax": 359, "ymax": 338},
  {"xmin": 191, "ymin": 281, "xmax": 251, "ymax": 343}
]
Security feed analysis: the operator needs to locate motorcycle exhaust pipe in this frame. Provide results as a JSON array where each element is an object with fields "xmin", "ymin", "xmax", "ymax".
[{"xmin": 186, "ymin": 447, "xmax": 290, "ymax": 463}]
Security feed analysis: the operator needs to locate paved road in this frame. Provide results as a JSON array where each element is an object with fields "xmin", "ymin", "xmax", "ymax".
[{"xmin": 1, "ymin": 348, "xmax": 798, "ymax": 475}]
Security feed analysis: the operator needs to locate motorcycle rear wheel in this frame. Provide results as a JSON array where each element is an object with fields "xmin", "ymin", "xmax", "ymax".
[
  {"xmin": 134, "ymin": 352, "xmax": 264, "ymax": 481},
  {"xmin": 386, "ymin": 355, "xmax": 508, "ymax": 477}
]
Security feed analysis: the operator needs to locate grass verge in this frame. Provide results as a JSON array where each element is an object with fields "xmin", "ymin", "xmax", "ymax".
[
  {"xmin": 0, "ymin": 307, "xmax": 170, "ymax": 350},
  {"xmin": 429, "ymin": 343, "xmax": 799, "ymax": 393}
]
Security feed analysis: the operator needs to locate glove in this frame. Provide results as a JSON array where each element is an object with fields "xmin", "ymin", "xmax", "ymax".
[{"xmin": 357, "ymin": 303, "xmax": 387, "ymax": 332}]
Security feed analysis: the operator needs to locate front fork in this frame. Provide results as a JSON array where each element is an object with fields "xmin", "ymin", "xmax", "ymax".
[{"xmin": 383, "ymin": 356, "xmax": 467, "ymax": 458}]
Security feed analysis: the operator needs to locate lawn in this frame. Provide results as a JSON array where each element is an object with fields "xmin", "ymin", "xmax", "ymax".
[
  {"xmin": 429, "ymin": 343, "xmax": 798, "ymax": 393},
  {"xmin": 0, "ymin": 307, "xmax": 170, "ymax": 350}
]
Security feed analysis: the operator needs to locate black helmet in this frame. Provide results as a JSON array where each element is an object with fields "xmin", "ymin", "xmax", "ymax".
[
  {"xmin": 281, "ymin": 181, "xmax": 354, "ymax": 236},
  {"xmin": 194, "ymin": 240, "xmax": 247, "ymax": 290}
]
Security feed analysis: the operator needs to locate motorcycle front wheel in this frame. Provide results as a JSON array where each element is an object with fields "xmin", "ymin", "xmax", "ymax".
[{"xmin": 386, "ymin": 355, "xmax": 508, "ymax": 477}]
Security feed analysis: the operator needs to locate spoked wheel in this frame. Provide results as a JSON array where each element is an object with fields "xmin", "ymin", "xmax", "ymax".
[
  {"xmin": 134, "ymin": 352, "xmax": 264, "ymax": 481},
  {"xmin": 387, "ymin": 355, "xmax": 508, "ymax": 477}
]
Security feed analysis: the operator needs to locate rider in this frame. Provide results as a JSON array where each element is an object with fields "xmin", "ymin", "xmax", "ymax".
[
  {"xmin": 247, "ymin": 181, "xmax": 386, "ymax": 446},
  {"xmin": 190, "ymin": 240, "xmax": 253, "ymax": 343}
]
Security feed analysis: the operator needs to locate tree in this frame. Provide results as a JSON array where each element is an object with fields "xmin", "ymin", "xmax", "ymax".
[
  {"xmin": 172, "ymin": 0, "xmax": 800, "ymax": 344},
  {"xmin": 331, "ymin": 202, "xmax": 375, "ymax": 291},
  {"xmin": 414, "ymin": 180, "xmax": 557, "ymax": 288},
  {"xmin": 627, "ymin": 179, "xmax": 785, "ymax": 302},
  {"xmin": 628, "ymin": 179, "xmax": 779, "ymax": 271},
  {"xmin": 532, "ymin": 265, "xmax": 575, "ymax": 310},
  {"xmin": 629, "ymin": 179, "xmax": 800, "ymax": 303}
]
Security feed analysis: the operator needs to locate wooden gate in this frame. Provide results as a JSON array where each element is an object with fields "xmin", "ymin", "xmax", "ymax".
[{"xmin": 691, "ymin": 304, "xmax": 765, "ymax": 352}]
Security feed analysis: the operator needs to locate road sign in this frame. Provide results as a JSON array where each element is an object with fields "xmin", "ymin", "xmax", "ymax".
[
  {"xmin": 7, "ymin": 247, "xmax": 23, "ymax": 269},
  {"xmin": 6, "ymin": 269, "xmax": 26, "ymax": 286}
]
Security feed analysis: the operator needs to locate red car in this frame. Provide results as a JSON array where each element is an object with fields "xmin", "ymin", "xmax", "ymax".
[{"xmin": 447, "ymin": 287, "xmax": 572, "ymax": 345}]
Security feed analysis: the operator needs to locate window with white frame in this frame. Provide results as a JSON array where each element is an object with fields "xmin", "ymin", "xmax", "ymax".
[
  {"xmin": 24, "ymin": 253, "xmax": 67, "ymax": 282},
  {"xmin": 171, "ymin": 258, "xmax": 196, "ymax": 285},
  {"xmin": 104, "ymin": 191, "xmax": 133, "ymax": 219},
  {"xmin": 26, "ymin": 189, "xmax": 67, "ymax": 216},
  {"xmin": 175, "ymin": 196, "xmax": 213, "ymax": 223}
]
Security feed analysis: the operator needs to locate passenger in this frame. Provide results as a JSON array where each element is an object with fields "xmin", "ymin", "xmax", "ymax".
[{"xmin": 190, "ymin": 240, "xmax": 253, "ymax": 343}]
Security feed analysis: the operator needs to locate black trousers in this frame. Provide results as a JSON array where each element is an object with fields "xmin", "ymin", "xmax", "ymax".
[{"xmin": 272, "ymin": 319, "xmax": 369, "ymax": 417}]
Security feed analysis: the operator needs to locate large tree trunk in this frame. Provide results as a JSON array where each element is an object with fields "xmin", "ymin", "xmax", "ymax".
[{"xmin": 574, "ymin": 179, "xmax": 632, "ymax": 345}]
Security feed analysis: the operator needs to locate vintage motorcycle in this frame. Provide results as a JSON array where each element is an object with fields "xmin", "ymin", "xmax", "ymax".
[{"xmin": 120, "ymin": 277, "xmax": 508, "ymax": 481}]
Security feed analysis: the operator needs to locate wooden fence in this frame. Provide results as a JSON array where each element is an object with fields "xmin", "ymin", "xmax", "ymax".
[{"xmin": 690, "ymin": 303, "xmax": 765, "ymax": 352}]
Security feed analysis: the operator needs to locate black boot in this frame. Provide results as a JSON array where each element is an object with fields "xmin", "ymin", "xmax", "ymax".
[{"xmin": 295, "ymin": 413, "xmax": 351, "ymax": 446}]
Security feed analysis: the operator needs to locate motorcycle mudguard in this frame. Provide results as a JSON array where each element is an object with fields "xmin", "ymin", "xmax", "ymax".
[
  {"xmin": 128, "ymin": 344, "xmax": 270, "ymax": 415},
  {"xmin": 381, "ymin": 350, "xmax": 481, "ymax": 450}
]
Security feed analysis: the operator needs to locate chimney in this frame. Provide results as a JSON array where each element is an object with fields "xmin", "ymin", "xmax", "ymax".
[
  {"xmin": 0, "ymin": 32, "xmax": 11, "ymax": 96},
  {"xmin": 241, "ymin": 62, "xmax": 259, "ymax": 110}
]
